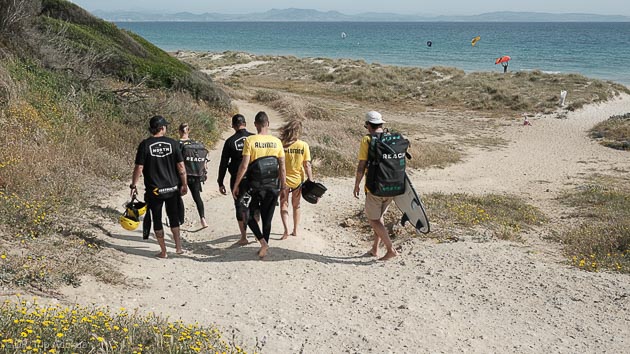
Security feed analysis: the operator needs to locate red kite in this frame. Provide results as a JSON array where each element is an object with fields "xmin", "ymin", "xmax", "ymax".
[{"xmin": 495, "ymin": 56, "xmax": 511, "ymax": 64}]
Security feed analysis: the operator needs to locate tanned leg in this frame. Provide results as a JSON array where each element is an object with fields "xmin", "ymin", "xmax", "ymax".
[
  {"xmin": 368, "ymin": 219, "xmax": 397, "ymax": 261},
  {"xmin": 171, "ymin": 226, "xmax": 184, "ymax": 254},
  {"xmin": 291, "ymin": 190, "xmax": 301, "ymax": 236},
  {"xmin": 280, "ymin": 189, "xmax": 290, "ymax": 239},
  {"xmin": 155, "ymin": 229, "xmax": 168, "ymax": 258}
]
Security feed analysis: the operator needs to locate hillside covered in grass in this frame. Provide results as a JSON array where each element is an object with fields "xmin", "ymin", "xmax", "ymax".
[{"xmin": 0, "ymin": 0, "xmax": 231, "ymax": 293}]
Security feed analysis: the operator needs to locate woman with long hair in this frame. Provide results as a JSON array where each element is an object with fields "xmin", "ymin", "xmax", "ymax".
[
  {"xmin": 278, "ymin": 120, "xmax": 313, "ymax": 239},
  {"xmin": 178, "ymin": 123, "xmax": 208, "ymax": 229}
]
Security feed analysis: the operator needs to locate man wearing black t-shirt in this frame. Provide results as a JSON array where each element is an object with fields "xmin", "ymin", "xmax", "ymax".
[
  {"xmin": 130, "ymin": 115, "xmax": 188, "ymax": 258},
  {"xmin": 218, "ymin": 114, "xmax": 254, "ymax": 245}
]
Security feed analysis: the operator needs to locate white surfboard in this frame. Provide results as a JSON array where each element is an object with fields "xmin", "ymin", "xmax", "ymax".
[{"xmin": 393, "ymin": 174, "xmax": 430, "ymax": 234}]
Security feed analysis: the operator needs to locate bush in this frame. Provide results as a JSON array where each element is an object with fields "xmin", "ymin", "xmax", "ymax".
[
  {"xmin": 559, "ymin": 180, "xmax": 630, "ymax": 273},
  {"xmin": 589, "ymin": 112, "xmax": 630, "ymax": 151}
]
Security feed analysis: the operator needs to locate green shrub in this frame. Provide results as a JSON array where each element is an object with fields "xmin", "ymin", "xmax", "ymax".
[
  {"xmin": 589, "ymin": 113, "xmax": 630, "ymax": 151},
  {"xmin": 559, "ymin": 179, "xmax": 630, "ymax": 273}
]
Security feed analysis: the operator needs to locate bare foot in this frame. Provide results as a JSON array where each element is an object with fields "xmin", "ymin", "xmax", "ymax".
[
  {"xmin": 176, "ymin": 249, "xmax": 187, "ymax": 255},
  {"xmin": 200, "ymin": 218, "xmax": 209, "ymax": 229},
  {"xmin": 236, "ymin": 239, "xmax": 249, "ymax": 246},
  {"xmin": 258, "ymin": 245, "xmax": 269, "ymax": 259},
  {"xmin": 155, "ymin": 252, "xmax": 167, "ymax": 259},
  {"xmin": 290, "ymin": 231, "xmax": 297, "ymax": 237},
  {"xmin": 378, "ymin": 251, "xmax": 398, "ymax": 261},
  {"xmin": 281, "ymin": 232, "xmax": 289, "ymax": 240},
  {"xmin": 369, "ymin": 249, "xmax": 378, "ymax": 257}
]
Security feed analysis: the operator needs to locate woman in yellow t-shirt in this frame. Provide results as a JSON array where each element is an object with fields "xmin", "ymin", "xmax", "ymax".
[{"xmin": 279, "ymin": 120, "xmax": 313, "ymax": 239}]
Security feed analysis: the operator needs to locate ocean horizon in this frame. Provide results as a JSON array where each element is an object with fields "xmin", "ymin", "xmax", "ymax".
[{"xmin": 115, "ymin": 21, "xmax": 630, "ymax": 86}]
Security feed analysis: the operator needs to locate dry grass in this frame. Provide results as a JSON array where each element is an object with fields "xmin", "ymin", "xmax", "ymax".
[
  {"xmin": 558, "ymin": 176, "xmax": 630, "ymax": 273},
  {"xmin": 252, "ymin": 91, "xmax": 462, "ymax": 177},
  {"xmin": 181, "ymin": 52, "xmax": 629, "ymax": 115},
  {"xmin": 589, "ymin": 112, "xmax": 630, "ymax": 151},
  {"xmin": 0, "ymin": 56, "xmax": 228, "ymax": 293}
]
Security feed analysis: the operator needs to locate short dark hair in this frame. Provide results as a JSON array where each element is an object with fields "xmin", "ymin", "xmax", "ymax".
[
  {"xmin": 254, "ymin": 111, "xmax": 269, "ymax": 126},
  {"xmin": 231, "ymin": 114, "xmax": 246, "ymax": 127}
]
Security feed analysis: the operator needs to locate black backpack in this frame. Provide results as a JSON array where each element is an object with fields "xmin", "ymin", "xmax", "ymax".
[
  {"xmin": 246, "ymin": 156, "xmax": 280, "ymax": 192},
  {"xmin": 181, "ymin": 140, "xmax": 209, "ymax": 181},
  {"xmin": 366, "ymin": 132, "xmax": 409, "ymax": 197}
]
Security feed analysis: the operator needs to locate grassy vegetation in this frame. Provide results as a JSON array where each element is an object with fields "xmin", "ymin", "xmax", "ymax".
[
  {"xmin": 0, "ymin": 298, "xmax": 249, "ymax": 353},
  {"xmin": 187, "ymin": 52, "xmax": 629, "ymax": 115},
  {"xmin": 0, "ymin": 56, "xmax": 226, "ymax": 292},
  {"xmin": 589, "ymin": 112, "xmax": 630, "ymax": 151},
  {"xmin": 425, "ymin": 193, "xmax": 546, "ymax": 241},
  {"xmin": 558, "ymin": 176, "xmax": 630, "ymax": 273},
  {"xmin": 33, "ymin": 0, "xmax": 229, "ymax": 108},
  {"xmin": 0, "ymin": 0, "xmax": 231, "ymax": 294},
  {"xmin": 253, "ymin": 92, "xmax": 462, "ymax": 177},
  {"xmin": 348, "ymin": 193, "xmax": 546, "ymax": 242}
]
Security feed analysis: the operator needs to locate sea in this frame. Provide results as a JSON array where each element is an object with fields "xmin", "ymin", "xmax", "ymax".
[{"xmin": 115, "ymin": 22, "xmax": 630, "ymax": 86}]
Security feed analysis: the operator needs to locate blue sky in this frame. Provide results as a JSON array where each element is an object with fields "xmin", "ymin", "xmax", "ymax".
[{"xmin": 70, "ymin": 1, "xmax": 630, "ymax": 16}]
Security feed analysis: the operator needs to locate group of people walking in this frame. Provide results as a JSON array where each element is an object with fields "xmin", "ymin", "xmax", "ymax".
[
  {"xmin": 130, "ymin": 111, "xmax": 313, "ymax": 259},
  {"xmin": 130, "ymin": 110, "xmax": 401, "ymax": 261}
]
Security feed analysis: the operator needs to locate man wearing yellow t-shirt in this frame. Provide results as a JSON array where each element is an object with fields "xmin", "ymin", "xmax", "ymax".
[
  {"xmin": 353, "ymin": 111, "xmax": 398, "ymax": 261},
  {"xmin": 233, "ymin": 111, "xmax": 286, "ymax": 258},
  {"xmin": 278, "ymin": 120, "xmax": 313, "ymax": 239}
]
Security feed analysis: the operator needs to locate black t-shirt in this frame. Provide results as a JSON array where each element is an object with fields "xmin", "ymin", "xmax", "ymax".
[
  {"xmin": 218, "ymin": 129, "xmax": 254, "ymax": 187},
  {"xmin": 135, "ymin": 136, "xmax": 184, "ymax": 195}
]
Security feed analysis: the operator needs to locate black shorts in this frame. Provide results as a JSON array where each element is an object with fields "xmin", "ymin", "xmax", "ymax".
[{"xmin": 145, "ymin": 192, "xmax": 180, "ymax": 231}]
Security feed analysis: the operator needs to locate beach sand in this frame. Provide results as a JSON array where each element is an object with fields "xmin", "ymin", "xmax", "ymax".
[{"xmin": 44, "ymin": 93, "xmax": 630, "ymax": 353}]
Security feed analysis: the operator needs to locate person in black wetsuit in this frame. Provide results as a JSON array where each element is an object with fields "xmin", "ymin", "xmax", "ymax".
[
  {"xmin": 178, "ymin": 123, "xmax": 209, "ymax": 229},
  {"xmin": 232, "ymin": 111, "xmax": 286, "ymax": 259},
  {"xmin": 218, "ymin": 114, "xmax": 254, "ymax": 245}
]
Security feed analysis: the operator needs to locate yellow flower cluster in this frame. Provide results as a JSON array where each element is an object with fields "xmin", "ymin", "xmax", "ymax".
[
  {"xmin": 0, "ymin": 191, "xmax": 50, "ymax": 237},
  {"xmin": 571, "ymin": 250, "xmax": 628, "ymax": 273},
  {"xmin": 0, "ymin": 156, "xmax": 21, "ymax": 169},
  {"xmin": 0, "ymin": 299, "xmax": 249, "ymax": 354},
  {"xmin": 6, "ymin": 101, "xmax": 52, "ymax": 137}
]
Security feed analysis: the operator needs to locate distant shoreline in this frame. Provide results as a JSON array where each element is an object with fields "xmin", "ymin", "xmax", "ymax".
[
  {"xmin": 116, "ymin": 21, "xmax": 630, "ymax": 87},
  {"xmin": 95, "ymin": 9, "xmax": 630, "ymax": 23}
]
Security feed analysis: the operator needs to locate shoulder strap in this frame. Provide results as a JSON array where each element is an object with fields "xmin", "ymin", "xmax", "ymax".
[{"xmin": 368, "ymin": 133, "xmax": 383, "ymax": 161}]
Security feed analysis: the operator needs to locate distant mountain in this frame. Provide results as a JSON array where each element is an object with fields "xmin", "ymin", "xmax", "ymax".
[
  {"xmin": 92, "ymin": 9, "xmax": 630, "ymax": 22},
  {"xmin": 438, "ymin": 11, "xmax": 630, "ymax": 22}
]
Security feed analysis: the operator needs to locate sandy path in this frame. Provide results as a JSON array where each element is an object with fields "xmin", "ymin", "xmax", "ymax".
[{"xmin": 57, "ymin": 98, "xmax": 630, "ymax": 353}]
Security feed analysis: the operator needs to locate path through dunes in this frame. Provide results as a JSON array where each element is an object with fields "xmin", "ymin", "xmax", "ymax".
[{"xmin": 58, "ymin": 97, "xmax": 630, "ymax": 353}]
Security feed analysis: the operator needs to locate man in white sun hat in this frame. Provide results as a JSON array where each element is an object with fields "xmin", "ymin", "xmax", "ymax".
[{"xmin": 353, "ymin": 111, "xmax": 398, "ymax": 261}]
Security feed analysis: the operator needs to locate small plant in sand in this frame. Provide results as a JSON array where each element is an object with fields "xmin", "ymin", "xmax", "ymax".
[
  {"xmin": 559, "ymin": 177, "xmax": 630, "ymax": 273},
  {"xmin": 0, "ymin": 298, "xmax": 249, "ymax": 353}
]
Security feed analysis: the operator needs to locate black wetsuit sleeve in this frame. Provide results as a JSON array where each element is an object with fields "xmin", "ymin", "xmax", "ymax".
[{"xmin": 217, "ymin": 139, "xmax": 230, "ymax": 186}]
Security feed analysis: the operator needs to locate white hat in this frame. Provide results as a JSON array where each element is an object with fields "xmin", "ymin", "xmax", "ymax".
[{"xmin": 365, "ymin": 111, "xmax": 385, "ymax": 125}]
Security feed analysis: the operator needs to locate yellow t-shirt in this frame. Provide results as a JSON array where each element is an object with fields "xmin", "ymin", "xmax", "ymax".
[
  {"xmin": 358, "ymin": 135, "xmax": 373, "ymax": 192},
  {"xmin": 284, "ymin": 140, "xmax": 311, "ymax": 189},
  {"xmin": 358, "ymin": 135, "xmax": 372, "ymax": 161},
  {"xmin": 242, "ymin": 134, "xmax": 285, "ymax": 164}
]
